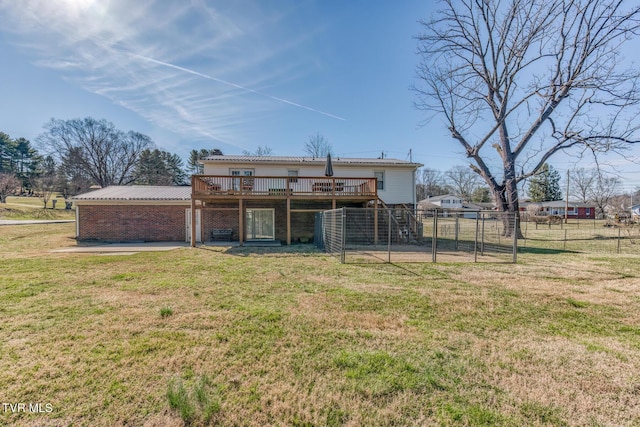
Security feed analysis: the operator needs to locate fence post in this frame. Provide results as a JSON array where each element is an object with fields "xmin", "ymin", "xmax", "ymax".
[
  {"xmin": 455, "ymin": 215, "xmax": 459, "ymax": 250},
  {"xmin": 512, "ymin": 213, "xmax": 518, "ymax": 263},
  {"xmin": 388, "ymin": 209, "xmax": 392, "ymax": 263},
  {"xmin": 432, "ymin": 213, "xmax": 438, "ymax": 263},
  {"xmin": 474, "ymin": 213, "xmax": 479, "ymax": 263},
  {"xmin": 617, "ymin": 227, "xmax": 621, "ymax": 254},
  {"xmin": 340, "ymin": 207, "xmax": 346, "ymax": 264},
  {"xmin": 481, "ymin": 214, "xmax": 486, "ymax": 256},
  {"xmin": 563, "ymin": 229, "xmax": 567, "ymax": 251}
]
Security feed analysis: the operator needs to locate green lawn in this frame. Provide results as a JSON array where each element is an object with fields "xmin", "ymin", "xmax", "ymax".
[
  {"xmin": 1, "ymin": 223, "xmax": 639, "ymax": 426},
  {"xmin": 1, "ymin": 197, "xmax": 76, "ymax": 220}
]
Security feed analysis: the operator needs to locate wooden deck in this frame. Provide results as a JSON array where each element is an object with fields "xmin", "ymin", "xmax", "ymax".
[
  {"xmin": 192, "ymin": 175, "xmax": 377, "ymax": 200},
  {"xmin": 189, "ymin": 175, "xmax": 380, "ymax": 247}
]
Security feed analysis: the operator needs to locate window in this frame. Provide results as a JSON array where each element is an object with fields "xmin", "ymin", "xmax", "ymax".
[
  {"xmin": 230, "ymin": 169, "xmax": 254, "ymax": 191},
  {"xmin": 287, "ymin": 170, "xmax": 298, "ymax": 183},
  {"xmin": 374, "ymin": 171, "xmax": 384, "ymax": 191},
  {"xmin": 586, "ymin": 208, "xmax": 591, "ymax": 217},
  {"xmin": 230, "ymin": 169, "xmax": 254, "ymax": 176}
]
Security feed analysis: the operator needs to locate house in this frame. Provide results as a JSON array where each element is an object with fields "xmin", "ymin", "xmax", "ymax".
[
  {"xmin": 74, "ymin": 155, "xmax": 422, "ymax": 245},
  {"xmin": 417, "ymin": 194, "xmax": 464, "ymax": 210},
  {"xmin": 416, "ymin": 194, "xmax": 489, "ymax": 218},
  {"xmin": 73, "ymin": 186, "xmax": 192, "ymax": 242},
  {"xmin": 190, "ymin": 155, "xmax": 422, "ymax": 246},
  {"xmin": 519, "ymin": 200, "xmax": 596, "ymax": 219}
]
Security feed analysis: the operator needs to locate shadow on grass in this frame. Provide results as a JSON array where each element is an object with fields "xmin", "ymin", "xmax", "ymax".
[
  {"xmin": 517, "ymin": 247, "xmax": 579, "ymax": 255},
  {"xmin": 221, "ymin": 244, "xmax": 323, "ymax": 257}
]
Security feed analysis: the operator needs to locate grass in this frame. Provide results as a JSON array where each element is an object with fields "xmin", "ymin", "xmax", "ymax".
[
  {"xmin": 1, "ymin": 196, "xmax": 76, "ymax": 220},
  {"xmin": 1, "ymin": 223, "xmax": 640, "ymax": 425}
]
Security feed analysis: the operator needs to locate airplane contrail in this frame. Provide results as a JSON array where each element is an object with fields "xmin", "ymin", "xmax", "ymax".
[{"xmin": 124, "ymin": 51, "xmax": 346, "ymax": 121}]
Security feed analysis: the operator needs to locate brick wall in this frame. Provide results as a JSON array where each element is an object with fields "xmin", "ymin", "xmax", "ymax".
[
  {"xmin": 203, "ymin": 208, "xmax": 240, "ymax": 241},
  {"xmin": 78, "ymin": 204, "xmax": 187, "ymax": 242}
]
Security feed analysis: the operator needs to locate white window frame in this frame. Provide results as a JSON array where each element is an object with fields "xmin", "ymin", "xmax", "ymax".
[{"xmin": 374, "ymin": 171, "xmax": 385, "ymax": 191}]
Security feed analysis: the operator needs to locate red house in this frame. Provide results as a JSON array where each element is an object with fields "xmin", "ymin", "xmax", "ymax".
[{"xmin": 520, "ymin": 201, "xmax": 596, "ymax": 219}]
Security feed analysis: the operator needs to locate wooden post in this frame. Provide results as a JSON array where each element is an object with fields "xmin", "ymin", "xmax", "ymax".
[
  {"xmin": 199, "ymin": 205, "xmax": 204, "ymax": 244},
  {"xmin": 286, "ymin": 198, "xmax": 291, "ymax": 245},
  {"xmin": 238, "ymin": 199, "xmax": 244, "ymax": 246},
  {"xmin": 190, "ymin": 197, "xmax": 196, "ymax": 247}
]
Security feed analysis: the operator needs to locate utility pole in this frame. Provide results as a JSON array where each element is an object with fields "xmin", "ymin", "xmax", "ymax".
[{"xmin": 565, "ymin": 169, "xmax": 570, "ymax": 224}]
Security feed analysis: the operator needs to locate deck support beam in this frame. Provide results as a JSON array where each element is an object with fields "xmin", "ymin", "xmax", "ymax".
[
  {"xmin": 238, "ymin": 198, "xmax": 244, "ymax": 246},
  {"xmin": 286, "ymin": 198, "xmax": 291, "ymax": 245},
  {"xmin": 190, "ymin": 198, "xmax": 196, "ymax": 247}
]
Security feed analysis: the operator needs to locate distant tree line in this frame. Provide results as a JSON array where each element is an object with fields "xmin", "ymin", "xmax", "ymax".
[
  {"xmin": 416, "ymin": 166, "xmax": 493, "ymax": 203},
  {"xmin": 0, "ymin": 117, "xmax": 221, "ymax": 207},
  {"xmin": 417, "ymin": 162, "xmax": 637, "ymax": 218}
]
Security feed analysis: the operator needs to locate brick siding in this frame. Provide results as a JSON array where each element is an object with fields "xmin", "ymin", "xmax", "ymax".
[
  {"xmin": 203, "ymin": 207, "xmax": 240, "ymax": 241},
  {"xmin": 78, "ymin": 205, "xmax": 187, "ymax": 242}
]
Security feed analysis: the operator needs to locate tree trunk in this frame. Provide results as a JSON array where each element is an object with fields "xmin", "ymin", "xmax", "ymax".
[{"xmin": 494, "ymin": 182, "xmax": 524, "ymax": 239}]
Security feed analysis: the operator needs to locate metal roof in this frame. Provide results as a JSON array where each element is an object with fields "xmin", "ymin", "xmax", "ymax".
[
  {"xmin": 200, "ymin": 155, "xmax": 422, "ymax": 167},
  {"xmin": 420, "ymin": 194, "xmax": 461, "ymax": 202},
  {"xmin": 73, "ymin": 186, "xmax": 191, "ymax": 201},
  {"xmin": 521, "ymin": 200, "xmax": 594, "ymax": 208}
]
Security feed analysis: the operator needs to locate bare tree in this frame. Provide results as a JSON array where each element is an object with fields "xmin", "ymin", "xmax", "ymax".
[
  {"xmin": 38, "ymin": 117, "xmax": 153, "ymax": 188},
  {"xmin": 414, "ymin": 0, "xmax": 640, "ymax": 236},
  {"xmin": 570, "ymin": 168, "xmax": 596, "ymax": 203},
  {"xmin": 417, "ymin": 168, "xmax": 447, "ymax": 200},
  {"xmin": 590, "ymin": 174, "xmax": 622, "ymax": 218},
  {"xmin": 242, "ymin": 145, "xmax": 273, "ymax": 156},
  {"xmin": 304, "ymin": 133, "xmax": 332, "ymax": 158},
  {"xmin": 444, "ymin": 165, "xmax": 480, "ymax": 201},
  {"xmin": 0, "ymin": 172, "xmax": 19, "ymax": 203},
  {"xmin": 34, "ymin": 174, "xmax": 57, "ymax": 209}
]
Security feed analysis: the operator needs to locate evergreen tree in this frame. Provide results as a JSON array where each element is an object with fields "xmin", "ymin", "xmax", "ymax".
[
  {"xmin": 528, "ymin": 164, "xmax": 563, "ymax": 202},
  {"xmin": 161, "ymin": 151, "xmax": 187, "ymax": 185},
  {"xmin": 0, "ymin": 132, "xmax": 13, "ymax": 173},
  {"xmin": 187, "ymin": 148, "xmax": 222, "ymax": 175},
  {"xmin": 471, "ymin": 187, "xmax": 492, "ymax": 203},
  {"xmin": 0, "ymin": 133, "xmax": 42, "ymax": 193},
  {"xmin": 134, "ymin": 149, "xmax": 187, "ymax": 185}
]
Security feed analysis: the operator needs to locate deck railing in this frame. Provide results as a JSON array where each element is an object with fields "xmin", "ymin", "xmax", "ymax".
[{"xmin": 192, "ymin": 175, "xmax": 377, "ymax": 198}]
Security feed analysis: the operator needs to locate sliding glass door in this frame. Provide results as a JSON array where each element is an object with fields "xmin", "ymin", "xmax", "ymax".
[{"xmin": 246, "ymin": 209, "xmax": 275, "ymax": 240}]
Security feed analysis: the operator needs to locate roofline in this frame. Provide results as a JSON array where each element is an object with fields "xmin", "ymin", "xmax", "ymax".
[
  {"xmin": 74, "ymin": 200, "xmax": 191, "ymax": 205},
  {"xmin": 199, "ymin": 155, "xmax": 423, "ymax": 168}
]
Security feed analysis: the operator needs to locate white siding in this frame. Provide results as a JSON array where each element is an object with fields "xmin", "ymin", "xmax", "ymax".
[
  {"xmin": 377, "ymin": 168, "xmax": 415, "ymax": 205},
  {"xmin": 201, "ymin": 162, "xmax": 417, "ymax": 205}
]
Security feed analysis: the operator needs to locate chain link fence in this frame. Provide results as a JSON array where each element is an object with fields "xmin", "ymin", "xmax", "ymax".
[
  {"xmin": 520, "ymin": 218, "xmax": 640, "ymax": 254},
  {"xmin": 317, "ymin": 208, "xmax": 518, "ymax": 264},
  {"xmin": 316, "ymin": 208, "xmax": 640, "ymax": 263}
]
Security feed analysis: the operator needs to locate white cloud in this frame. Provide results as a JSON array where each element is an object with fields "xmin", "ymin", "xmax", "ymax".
[{"xmin": 0, "ymin": 0, "xmax": 339, "ymax": 148}]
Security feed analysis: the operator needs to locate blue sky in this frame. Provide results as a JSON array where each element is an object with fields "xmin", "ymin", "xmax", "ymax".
[{"xmin": 0, "ymin": 0, "xmax": 638, "ymax": 193}]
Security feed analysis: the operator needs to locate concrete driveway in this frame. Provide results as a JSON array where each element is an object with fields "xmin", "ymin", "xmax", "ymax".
[{"xmin": 51, "ymin": 242, "xmax": 191, "ymax": 254}]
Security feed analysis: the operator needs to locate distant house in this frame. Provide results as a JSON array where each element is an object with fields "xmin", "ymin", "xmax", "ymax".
[
  {"xmin": 417, "ymin": 194, "xmax": 463, "ymax": 210},
  {"xmin": 520, "ymin": 200, "xmax": 596, "ymax": 219},
  {"xmin": 74, "ymin": 155, "xmax": 423, "ymax": 245},
  {"xmin": 417, "ymin": 194, "xmax": 494, "ymax": 218}
]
